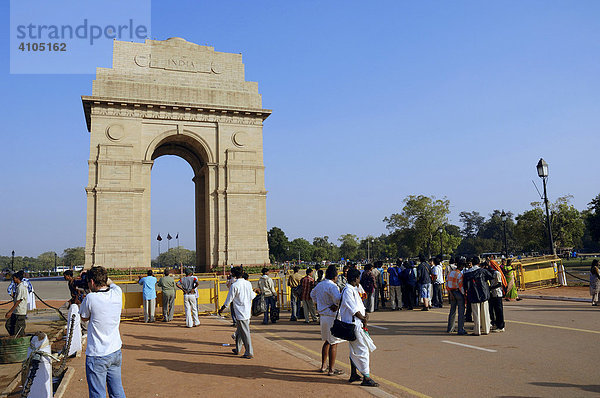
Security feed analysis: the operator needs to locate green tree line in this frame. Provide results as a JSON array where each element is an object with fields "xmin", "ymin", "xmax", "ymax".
[
  {"xmin": 0, "ymin": 247, "xmax": 85, "ymax": 271},
  {"xmin": 268, "ymin": 192, "xmax": 600, "ymax": 263}
]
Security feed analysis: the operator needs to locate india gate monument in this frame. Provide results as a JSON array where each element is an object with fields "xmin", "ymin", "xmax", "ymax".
[{"xmin": 82, "ymin": 38, "xmax": 271, "ymax": 272}]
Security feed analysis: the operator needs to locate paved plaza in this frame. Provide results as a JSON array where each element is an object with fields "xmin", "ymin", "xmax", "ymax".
[
  {"xmin": 61, "ymin": 296, "xmax": 599, "ymax": 398},
  {"xmin": 1, "ymin": 280, "xmax": 598, "ymax": 397}
]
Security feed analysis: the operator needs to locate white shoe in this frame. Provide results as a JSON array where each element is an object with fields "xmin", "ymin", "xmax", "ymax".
[{"xmin": 493, "ymin": 328, "xmax": 505, "ymax": 333}]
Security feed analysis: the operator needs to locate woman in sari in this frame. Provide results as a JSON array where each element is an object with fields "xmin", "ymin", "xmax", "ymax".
[
  {"xmin": 340, "ymin": 268, "xmax": 378, "ymax": 387},
  {"xmin": 590, "ymin": 259, "xmax": 600, "ymax": 306},
  {"xmin": 503, "ymin": 259, "xmax": 521, "ymax": 301}
]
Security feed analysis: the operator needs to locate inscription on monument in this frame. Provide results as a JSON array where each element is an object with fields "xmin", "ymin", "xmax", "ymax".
[{"xmin": 134, "ymin": 54, "xmax": 222, "ymax": 74}]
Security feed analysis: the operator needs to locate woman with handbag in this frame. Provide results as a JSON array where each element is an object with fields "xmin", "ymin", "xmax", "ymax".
[{"xmin": 339, "ymin": 268, "xmax": 378, "ymax": 387}]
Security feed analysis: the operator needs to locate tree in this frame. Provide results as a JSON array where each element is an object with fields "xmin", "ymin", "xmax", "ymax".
[
  {"xmin": 515, "ymin": 203, "xmax": 546, "ymax": 253},
  {"xmin": 384, "ymin": 195, "xmax": 451, "ymax": 257},
  {"xmin": 583, "ymin": 193, "xmax": 600, "ymax": 250},
  {"xmin": 63, "ymin": 247, "xmax": 85, "ymax": 268},
  {"xmin": 339, "ymin": 234, "xmax": 359, "ymax": 261},
  {"xmin": 37, "ymin": 251, "xmax": 58, "ymax": 270},
  {"xmin": 313, "ymin": 236, "xmax": 339, "ymax": 262},
  {"xmin": 267, "ymin": 227, "xmax": 290, "ymax": 263},
  {"xmin": 153, "ymin": 247, "xmax": 195, "ymax": 267},
  {"xmin": 431, "ymin": 225, "xmax": 462, "ymax": 257},
  {"xmin": 459, "ymin": 211, "xmax": 485, "ymax": 238},
  {"xmin": 289, "ymin": 238, "xmax": 314, "ymax": 263},
  {"xmin": 551, "ymin": 195, "xmax": 585, "ymax": 249}
]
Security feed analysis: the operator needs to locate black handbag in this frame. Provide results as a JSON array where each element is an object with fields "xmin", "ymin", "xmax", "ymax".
[
  {"xmin": 330, "ymin": 288, "xmax": 357, "ymax": 341},
  {"xmin": 270, "ymin": 304, "xmax": 280, "ymax": 322},
  {"xmin": 251, "ymin": 295, "xmax": 265, "ymax": 317}
]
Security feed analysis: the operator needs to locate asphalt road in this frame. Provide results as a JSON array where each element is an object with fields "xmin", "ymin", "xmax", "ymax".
[{"xmin": 252, "ymin": 299, "xmax": 600, "ymax": 398}]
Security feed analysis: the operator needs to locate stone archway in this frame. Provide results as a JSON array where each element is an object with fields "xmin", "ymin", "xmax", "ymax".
[{"xmin": 82, "ymin": 38, "xmax": 271, "ymax": 271}]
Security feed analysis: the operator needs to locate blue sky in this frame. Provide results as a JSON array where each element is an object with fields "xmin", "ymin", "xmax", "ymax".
[{"xmin": 1, "ymin": 1, "xmax": 599, "ymax": 258}]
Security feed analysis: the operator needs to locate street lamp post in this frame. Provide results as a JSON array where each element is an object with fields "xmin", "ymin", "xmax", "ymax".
[
  {"xmin": 54, "ymin": 252, "xmax": 57, "ymax": 271},
  {"xmin": 439, "ymin": 227, "xmax": 443, "ymax": 258},
  {"xmin": 501, "ymin": 210, "xmax": 508, "ymax": 258},
  {"xmin": 11, "ymin": 250, "xmax": 15, "ymax": 272},
  {"xmin": 537, "ymin": 158, "xmax": 556, "ymax": 256},
  {"xmin": 367, "ymin": 239, "xmax": 372, "ymax": 263}
]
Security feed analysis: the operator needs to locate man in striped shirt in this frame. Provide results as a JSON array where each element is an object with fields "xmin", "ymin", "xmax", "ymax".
[{"xmin": 446, "ymin": 259, "xmax": 467, "ymax": 335}]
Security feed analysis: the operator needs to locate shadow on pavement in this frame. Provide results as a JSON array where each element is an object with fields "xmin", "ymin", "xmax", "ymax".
[
  {"xmin": 138, "ymin": 357, "xmax": 348, "ymax": 385},
  {"xmin": 529, "ymin": 381, "xmax": 600, "ymax": 393}
]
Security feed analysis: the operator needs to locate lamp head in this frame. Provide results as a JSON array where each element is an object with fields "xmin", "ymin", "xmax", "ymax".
[
  {"xmin": 537, "ymin": 158, "xmax": 548, "ymax": 178},
  {"xmin": 501, "ymin": 210, "xmax": 507, "ymax": 222}
]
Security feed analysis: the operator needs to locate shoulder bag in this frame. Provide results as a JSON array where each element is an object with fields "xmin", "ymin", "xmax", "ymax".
[{"xmin": 330, "ymin": 288, "xmax": 357, "ymax": 341}]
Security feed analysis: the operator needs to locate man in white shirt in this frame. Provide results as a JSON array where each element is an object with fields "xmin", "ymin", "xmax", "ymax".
[
  {"xmin": 79, "ymin": 266, "xmax": 126, "ymax": 398},
  {"xmin": 431, "ymin": 257, "xmax": 445, "ymax": 308},
  {"xmin": 5, "ymin": 270, "xmax": 28, "ymax": 336},
  {"xmin": 176, "ymin": 269, "xmax": 200, "ymax": 328},
  {"xmin": 339, "ymin": 268, "xmax": 378, "ymax": 387},
  {"xmin": 310, "ymin": 265, "xmax": 344, "ymax": 376},
  {"xmin": 219, "ymin": 266, "xmax": 256, "ymax": 359}
]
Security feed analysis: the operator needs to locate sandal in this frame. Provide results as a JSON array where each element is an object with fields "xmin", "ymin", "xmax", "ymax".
[
  {"xmin": 348, "ymin": 374, "xmax": 362, "ymax": 383},
  {"xmin": 327, "ymin": 369, "xmax": 344, "ymax": 376},
  {"xmin": 361, "ymin": 378, "xmax": 379, "ymax": 387}
]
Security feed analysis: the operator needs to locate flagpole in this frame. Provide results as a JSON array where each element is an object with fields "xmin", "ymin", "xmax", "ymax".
[
  {"xmin": 176, "ymin": 233, "xmax": 180, "ymax": 266},
  {"xmin": 157, "ymin": 233, "xmax": 163, "ymax": 268}
]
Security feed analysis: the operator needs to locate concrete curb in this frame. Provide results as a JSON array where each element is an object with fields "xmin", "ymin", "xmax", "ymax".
[
  {"xmin": 54, "ymin": 366, "xmax": 75, "ymax": 398},
  {"xmin": 0, "ymin": 373, "xmax": 21, "ymax": 397},
  {"xmin": 519, "ymin": 295, "xmax": 592, "ymax": 303}
]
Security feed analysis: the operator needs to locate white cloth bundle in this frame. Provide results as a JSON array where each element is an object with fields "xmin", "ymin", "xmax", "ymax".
[
  {"xmin": 26, "ymin": 334, "xmax": 53, "ymax": 398},
  {"xmin": 66, "ymin": 304, "xmax": 82, "ymax": 355}
]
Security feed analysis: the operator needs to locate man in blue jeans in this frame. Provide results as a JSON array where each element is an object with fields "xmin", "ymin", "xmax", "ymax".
[
  {"xmin": 258, "ymin": 268, "xmax": 277, "ymax": 324},
  {"xmin": 80, "ymin": 266, "xmax": 126, "ymax": 398}
]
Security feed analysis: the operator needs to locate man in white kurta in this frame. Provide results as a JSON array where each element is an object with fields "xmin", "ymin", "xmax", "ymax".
[
  {"xmin": 310, "ymin": 265, "xmax": 344, "ymax": 375},
  {"xmin": 339, "ymin": 268, "xmax": 378, "ymax": 387},
  {"xmin": 219, "ymin": 267, "xmax": 256, "ymax": 359}
]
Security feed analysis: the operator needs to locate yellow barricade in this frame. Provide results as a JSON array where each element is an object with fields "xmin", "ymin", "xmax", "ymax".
[
  {"xmin": 118, "ymin": 275, "xmax": 286, "ymax": 318},
  {"xmin": 514, "ymin": 257, "xmax": 562, "ymax": 290}
]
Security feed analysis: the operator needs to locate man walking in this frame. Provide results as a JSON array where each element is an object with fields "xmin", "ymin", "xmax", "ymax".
[
  {"xmin": 80, "ymin": 266, "xmax": 126, "ymax": 398},
  {"xmin": 258, "ymin": 268, "xmax": 276, "ymax": 324},
  {"xmin": 300, "ymin": 268, "xmax": 318, "ymax": 323},
  {"xmin": 157, "ymin": 269, "xmax": 176, "ymax": 322},
  {"xmin": 310, "ymin": 265, "xmax": 344, "ymax": 376},
  {"xmin": 177, "ymin": 269, "xmax": 200, "ymax": 328},
  {"xmin": 5, "ymin": 270, "xmax": 28, "ymax": 336},
  {"xmin": 138, "ymin": 270, "xmax": 157, "ymax": 323},
  {"xmin": 219, "ymin": 266, "xmax": 256, "ymax": 359},
  {"xmin": 287, "ymin": 266, "xmax": 302, "ymax": 321}
]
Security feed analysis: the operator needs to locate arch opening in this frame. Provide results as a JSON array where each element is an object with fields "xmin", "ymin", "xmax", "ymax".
[{"xmin": 150, "ymin": 136, "xmax": 209, "ymax": 271}]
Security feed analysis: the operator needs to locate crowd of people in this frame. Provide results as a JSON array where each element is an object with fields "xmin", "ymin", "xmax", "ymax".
[
  {"xmin": 5, "ymin": 253, "xmax": 598, "ymax": 397},
  {"xmin": 289, "ymin": 255, "xmax": 517, "ymax": 342}
]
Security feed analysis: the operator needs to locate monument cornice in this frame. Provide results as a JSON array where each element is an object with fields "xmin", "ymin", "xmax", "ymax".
[{"xmin": 81, "ymin": 95, "xmax": 272, "ymax": 132}]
